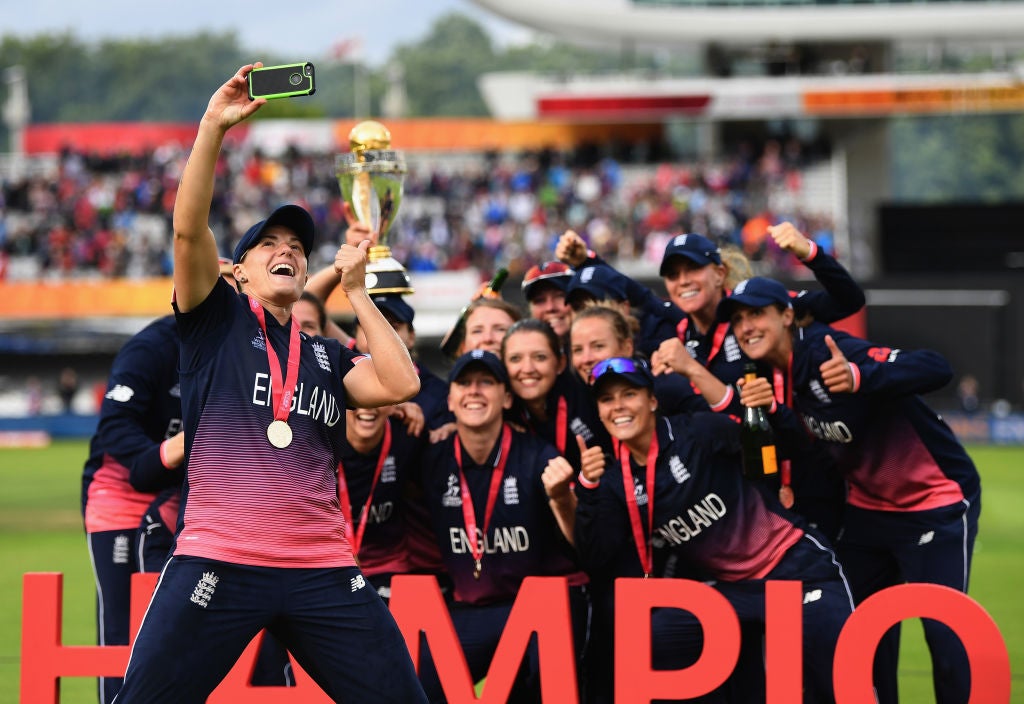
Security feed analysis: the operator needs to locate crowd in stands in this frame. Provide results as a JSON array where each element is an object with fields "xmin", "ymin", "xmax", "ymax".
[{"xmin": 0, "ymin": 135, "xmax": 837, "ymax": 282}]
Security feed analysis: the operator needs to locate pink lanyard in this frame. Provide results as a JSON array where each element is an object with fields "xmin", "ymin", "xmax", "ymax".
[
  {"xmin": 555, "ymin": 396, "xmax": 567, "ymax": 456},
  {"xmin": 771, "ymin": 354, "xmax": 795, "ymax": 505},
  {"xmin": 620, "ymin": 429, "xmax": 660, "ymax": 578},
  {"xmin": 455, "ymin": 424, "xmax": 512, "ymax": 578},
  {"xmin": 249, "ymin": 296, "xmax": 301, "ymax": 425},
  {"xmin": 337, "ymin": 421, "xmax": 393, "ymax": 556}
]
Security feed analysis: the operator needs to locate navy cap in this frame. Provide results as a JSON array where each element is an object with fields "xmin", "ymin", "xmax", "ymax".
[
  {"xmin": 659, "ymin": 233, "xmax": 722, "ymax": 276},
  {"xmin": 372, "ymin": 294, "xmax": 415, "ymax": 325},
  {"xmin": 716, "ymin": 276, "xmax": 793, "ymax": 322},
  {"xmin": 232, "ymin": 204, "xmax": 315, "ymax": 264},
  {"xmin": 566, "ymin": 264, "xmax": 629, "ymax": 309},
  {"xmin": 448, "ymin": 349, "xmax": 509, "ymax": 386},
  {"xmin": 590, "ymin": 357, "xmax": 655, "ymax": 393},
  {"xmin": 522, "ymin": 261, "xmax": 574, "ymax": 301}
]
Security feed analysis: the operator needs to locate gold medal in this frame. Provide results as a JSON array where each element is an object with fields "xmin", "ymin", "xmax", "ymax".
[
  {"xmin": 267, "ymin": 420, "xmax": 293, "ymax": 449},
  {"xmin": 779, "ymin": 484, "xmax": 795, "ymax": 509}
]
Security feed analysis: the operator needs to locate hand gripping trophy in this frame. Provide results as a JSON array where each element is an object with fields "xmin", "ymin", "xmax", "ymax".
[{"xmin": 336, "ymin": 120, "xmax": 412, "ymax": 295}]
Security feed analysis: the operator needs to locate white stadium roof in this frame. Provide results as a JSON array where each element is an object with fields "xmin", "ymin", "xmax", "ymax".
[{"xmin": 470, "ymin": 0, "xmax": 1024, "ymax": 44}]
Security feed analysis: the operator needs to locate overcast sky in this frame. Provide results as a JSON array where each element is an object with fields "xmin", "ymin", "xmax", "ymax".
[{"xmin": 0, "ymin": 0, "xmax": 531, "ymax": 67}]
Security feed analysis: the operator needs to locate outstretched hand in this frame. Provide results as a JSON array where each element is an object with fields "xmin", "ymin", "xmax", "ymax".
[
  {"xmin": 555, "ymin": 230, "xmax": 588, "ymax": 268},
  {"xmin": 820, "ymin": 334, "xmax": 855, "ymax": 392},
  {"xmin": 206, "ymin": 64, "xmax": 266, "ymax": 131}
]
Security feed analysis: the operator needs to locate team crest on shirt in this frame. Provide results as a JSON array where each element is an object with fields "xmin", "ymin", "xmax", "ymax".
[
  {"xmin": 503, "ymin": 476, "xmax": 520, "ymax": 505},
  {"xmin": 312, "ymin": 341, "xmax": 332, "ymax": 372},
  {"xmin": 632, "ymin": 476, "xmax": 649, "ymax": 506},
  {"xmin": 381, "ymin": 455, "xmax": 397, "ymax": 483},
  {"xmin": 190, "ymin": 571, "xmax": 219, "ymax": 608},
  {"xmin": 723, "ymin": 335, "xmax": 742, "ymax": 362},
  {"xmin": 251, "ymin": 330, "xmax": 266, "ymax": 351},
  {"xmin": 808, "ymin": 379, "xmax": 831, "ymax": 404},
  {"xmin": 669, "ymin": 455, "xmax": 691, "ymax": 484},
  {"xmin": 570, "ymin": 417, "xmax": 594, "ymax": 443},
  {"xmin": 112, "ymin": 534, "xmax": 130, "ymax": 564},
  {"xmin": 442, "ymin": 474, "xmax": 462, "ymax": 507}
]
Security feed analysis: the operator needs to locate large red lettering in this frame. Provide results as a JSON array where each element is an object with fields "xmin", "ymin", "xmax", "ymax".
[
  {"xmin": 834, "ymin": 583, "xmax": 1010, "ymax": 704},
  {"xmin": 614, "ymin": 578, "xmax": 740, "ymax": 702},
  {"xmin": 390, "ymin": 574, "xmax": 579, "ymax": 703}
]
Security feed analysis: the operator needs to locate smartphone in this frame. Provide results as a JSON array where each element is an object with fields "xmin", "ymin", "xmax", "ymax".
[{"xmin": 247, "ymin": 62, "xmax": 316, "ymax": 100}]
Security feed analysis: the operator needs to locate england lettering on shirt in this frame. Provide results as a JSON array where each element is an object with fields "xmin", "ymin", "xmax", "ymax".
[
  {"xmin": 251, "ymin": 373, "xmax": 342, "ymax": 427},
  {"xmin": 654, "ymin": 492, "xmax": 728, "ymax": 545},
  {"xmin": 164, "ymin": 418, "xmax": 183, "ymax": 439},
  {"xmin": 367, "ymin": 501, "xmax": 394, "ymax": 524},
  {"xmin": 448, "ymin": 526, "xmax": 531, "ymax": 555},
  {"xmin": 800, "ymin": 413, "xmax": 855, "ymax": 443}
]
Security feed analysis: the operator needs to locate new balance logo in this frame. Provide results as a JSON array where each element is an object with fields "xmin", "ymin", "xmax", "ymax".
[
  {"xmin": 105, "ymin": 385, "xmax": 135, "ymax": 403},
  {"xmin": 918, "ymin": 530, "xmax": 935, "ymax": 545},
  {"xmin": 350, "ymin": 575, "xmax": 366, "ymax": 592},
  {"xmin": 252, "ymin": 331, "xmax": 266, "ymax": 351},
  {"xmin": 190, "ymin": 571, "xmax": 219, "ymax": 608}
]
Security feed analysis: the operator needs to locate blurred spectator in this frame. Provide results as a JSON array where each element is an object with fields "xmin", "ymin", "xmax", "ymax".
[{"xmin": 58, "ymin": 367, "xmax": 78, "ymax": 413}]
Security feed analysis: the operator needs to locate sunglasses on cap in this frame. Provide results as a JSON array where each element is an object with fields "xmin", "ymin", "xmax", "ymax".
[{"xmin": 592, "ymin": 357, "xmax": 643, "ymax": 380}]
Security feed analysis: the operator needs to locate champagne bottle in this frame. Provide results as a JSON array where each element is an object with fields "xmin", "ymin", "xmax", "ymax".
[
  {"xmin": 440, "ymin": 268, "xmax": 509, "ymax": 359},
  {"xmin": 740, "ymin": 363, "xmax": 779, "ymax": 480}
]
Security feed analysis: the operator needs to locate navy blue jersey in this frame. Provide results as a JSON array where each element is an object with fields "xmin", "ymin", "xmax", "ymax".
[
  {"xmin": 173, "ymin": 278, "xmax": 364, "ymax": 567},
  {"xmin": 575, "ymin": 413, "xmax": 804, "ymax": 583},
  {"xmin": 337, "ymin": 417, "xmax": 426, "ymax": 577},
  {"xmin": 785, "ymin": 322, "xmax": 980, "ymax": 511},
  {"xmin": 512, "ymin": 368, "xmax": 610, "ymax": 467},
  {"xmin": 419, "ymin": 427, "xmax": 578, "ymax": 605},
  {"xmin": 790, "ymin": 245, "xmax": 866, "ymax": 324},
  {"xmin": 82, "ymin": 315, "xmax": 183, "ymax": 531},
  {"xmin": 413, "ymin": 363, "xmax": 450, "ymax": 429}
]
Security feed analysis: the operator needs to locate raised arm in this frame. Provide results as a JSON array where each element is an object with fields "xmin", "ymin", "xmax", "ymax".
[
  {"xmin": 173, "ymin": 64, "xmax": 265, "ymax": 312},
  {"xmin": 338, "ymin": 240, "xmax": 421, "ymax": 407}
]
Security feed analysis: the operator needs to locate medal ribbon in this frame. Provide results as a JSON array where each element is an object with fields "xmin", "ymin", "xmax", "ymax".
[
  {"xmin": 555, "ymin": 395, "xmax": 567, "ymax": 456},
  {"xmin": 455, "ymin": 424, "xmax": 513, "ymax": 574},
  {"xmin": 249, "ymin": 296, "xmax": 301, "ymax": 425},
  {"xmin": 771, "ymin": 354, "xmax": 794, "ymax": 491},
  {"xmin": 620, "ymin": 428, "xmax": 659, "ymax": 578},
  {"xmin": 675, "ymin": 318, "xmax": 729, "ymax": 365},
  {"xmin": 337, "ymin": 420, "xmax": 393, "ymax": 556}
]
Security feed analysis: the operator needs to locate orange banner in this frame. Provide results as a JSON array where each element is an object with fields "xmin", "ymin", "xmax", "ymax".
[
  {"xmin": 0, "ymin": 279, "xmax": 353, "ymax": 319},
  {"xmin": 803, "ymin": 85, "xmax": 1024, "ymax": 115}
]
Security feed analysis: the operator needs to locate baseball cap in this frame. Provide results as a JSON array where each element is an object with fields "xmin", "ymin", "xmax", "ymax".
[
  {"xmin": 566, "ymin": 265, "xmax": 629, "ymax": 310},
  {"xmin": 232, "ymin": 204, "xmax": 315, "ymax": 264},
  {"xmin": 716, "ymin": 276, "xmax": 793, "ymax": 322},
  {"xmin": 522, "ymin": 261, "xmax": 574, "ymax": 301},
  {"xmin": 659, "ymin": 233, "xmax": 722, "ymax": 276},
  {"xmin": 590, "ymin": 357, "xmax": 655, "ymax": 393},
  {"xmin": 448, "ymin": 349, "xmax": 509, "ymax": 386},
  {"xmin": 371, "ymin": 294, "xmax": 415, "ymax": 325}
]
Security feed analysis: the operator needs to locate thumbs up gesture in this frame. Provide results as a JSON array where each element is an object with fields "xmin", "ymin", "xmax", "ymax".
[
  {"xmin": 337, "ymin": 239, "xmax": 371, "ymax": 294},
  {"xmin": 820, "ymin": 334, "xmax": 856, "ymax": 393},
  {"xmin": 577, "ymin": 434, "xmax": 606, "ymax": 484}
]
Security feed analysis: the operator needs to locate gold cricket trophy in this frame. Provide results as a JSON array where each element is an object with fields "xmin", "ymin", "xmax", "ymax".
[{"xmin": 336, "ymin": 120, "xmax": 412, "ymax": 295}]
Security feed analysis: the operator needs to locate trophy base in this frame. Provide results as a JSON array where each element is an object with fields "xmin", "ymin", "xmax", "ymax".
[{"xmin": 366, "ymin": 256, "xmax": 414, "ymax": 296}]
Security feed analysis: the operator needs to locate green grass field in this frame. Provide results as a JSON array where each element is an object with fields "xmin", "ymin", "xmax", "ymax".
[{"xmin": 1, "ymin": 440, "xmax": 1021, "ymax": 703}]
